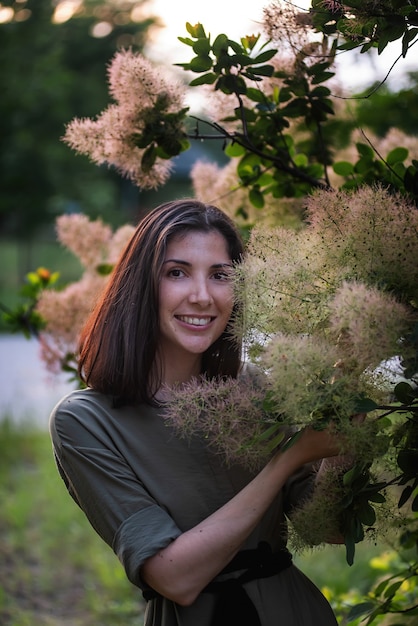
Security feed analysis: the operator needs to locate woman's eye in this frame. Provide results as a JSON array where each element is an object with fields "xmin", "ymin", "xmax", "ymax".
[{"xmin": 168, "ymin": 268, "xmax": 184, "ymax": 278}]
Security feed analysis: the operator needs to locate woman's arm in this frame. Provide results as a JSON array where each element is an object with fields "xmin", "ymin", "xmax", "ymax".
[{"xmin": 141, "ymin": 427, "xmax": 342, "ymax": 606}]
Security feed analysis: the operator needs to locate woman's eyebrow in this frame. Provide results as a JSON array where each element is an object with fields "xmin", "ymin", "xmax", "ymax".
[
  {"xmin": 163, "ymin": 259, "xmax": 233, "ymax": 268},
  {"xmin": 163, "ymin": 258, "xmax": 191, "ymax": 266}
]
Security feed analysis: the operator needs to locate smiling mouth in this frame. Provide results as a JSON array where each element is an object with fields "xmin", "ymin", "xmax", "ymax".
[{"xmin": 176, "ymin": 315, "xmax": 214, "ymax": 326}]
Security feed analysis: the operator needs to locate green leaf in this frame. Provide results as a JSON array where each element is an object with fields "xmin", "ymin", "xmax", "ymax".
[
  {"xmin": 245, "ymin": 87, "xmax": 267, "ymax": 103},
  {"xmin": 343, "ymin": 464, "xmax": 364, "ymax": 486},
  {"xmin": 189, "ymin": 72, "xmax": 217, "ymax": 86},
  {"xmin": 141, "ymin": 145, "xmax": 156, "ymax": 172},
  {"xmin": 212, "ymin": 33, "xmax": 229, "ymax": 56},
  {"xmin": 374, "ymin": 577, "xmax": 391, "ymax": 596},
  {"xmin": 246, "ymin": 65, "xmax": 275, "ymax": 77},
  {"xmin": 249, "ymin": 187, "xmax": 265, "ymax": 208},
  {"xmin": 403, "ymin": 29, "xmax": 414, "ymax": 55},
  {"xmin": 345, "ymin": 535, "xmax": 355, "ymax": 566},
  {"xmin": 177, "ymin": 36, "xmax": 194, "ymax": 47},
  {"xmin": 192, "ymin": 38, "xmax": 211, "ymax": 56},
  {"xmin": 294, "ymin": 153, "xmax": 308, "ymax": 167},
  {"xmin": 231, "ymin": 53, "xmax": 253, "ymax": 67},
  {"xmin": 355, "ymin": 156, "xmax": 374, "ymax": 174},
  {"xmin": 357, "ymin": 502, "xmax": 376, "ymax": 526},
  {"xmin": 347, "ymin": 602, "xmax": 375, "ymax": 621},
  {"xmin": 240, "ymin": 34, "xmax": 260, "ymax": 51},
  {"xmin": 278, "ymin": 87, "xmax": 292, "ymax": 103},
  {"xmin": 216, "ymin": 74, "xmax": 247, "ymax": 95},
  {"xmin": 398, "ymin": 484, "xmax": 413, "ymax": 508},
  {"xmin": 237, "ymin": 153, "xmax": 261, "ymax": 179},
  {"xmin": 225, "ymin": 142, "xmax": 246, "ymax": 158},
  {"xmin": 383, "ymin": 579, "xmax": 404, "ymax": 599},
  {"xmin": 310, "ymin": 86, "xmax": 331, "ymax": 97},
  {"xmin": 333, "ymin": 161, "xmax": 354, "ymax": 176},
  {"xmin": 397, "ymin": 448, "xmax": 418, "ymax": 473},
  {"xmin": 394, "ymin": 381, "xmax": 416, "ymax": 403},
  {"xmin": 96, "ymin": 263, "xmax": 114, "ymax": 276},
  {"xmin": 189, "ymin": 55, "xmax": 213, "ymax": 72},
  {"xmin": 311, "ymin": 71, "xmax": 335, "ymax": 84},
  {"xmin": 338, "ymin": 39, "xmax": 361, "ymax": 51},
  {"xmin": 387, "ymin": 146, "xmax": 408, "ymax": 165},
  {"xmin": 256, "ymin": 172, "xmax": 274, "ymax": 186},
  {"xmin": 186, "ymin": 22, "xmax": 206, "ymax": 38},
  {"xmin": 252, "ymin": 49, "xmax": 277, "ymax": 64},
  {"xmin": 368, "ymin": 492, "xmax": 386, "ymax": 504},
  {"xmin": 257, "ymin": 422, "xmax": 281, "ymax": 441},
  {"xmin": 356, "ymin": 142, "xmax": 374, "ymax": 158},
  {"xmin": 354, "ymin": 396, "xmax": 379, "ymax": 413},
  {"xmin": 266, "ymin": 430, "xmax": 286, "ymax": 450}
]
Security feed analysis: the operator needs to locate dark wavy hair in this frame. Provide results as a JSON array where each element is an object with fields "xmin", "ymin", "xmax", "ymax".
[{"xmin": 77, "ymin": 199, "xmax": 245, "ymax": 405}]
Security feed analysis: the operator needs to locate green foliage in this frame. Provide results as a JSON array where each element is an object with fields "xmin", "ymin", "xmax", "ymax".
[
  {"xmin": 0, "ymin": 0, "xmax": 155, "ymax": 239},
  {"xmin": 345, "ymin": 548, "xmax": 418, "ymax": 624},
  {"xmin": 355, "ymin": 78, "xmax": 418, "ymax": 137},
  {"xmin": 176, "ymin": 23, "xmax": 342, "ymax": 206},
  {"xmin": 0, "ymin": 418, "xmax": 144, "ymax": 625},
  {"xmin": 310, "ymin": 0, "xmax": 418, "ymax": 57},
  {"xmin": 134, "ymin": 95, "xmax": 191, "ymax": 171},
  {"xmin": 334, "ymin": 143, "xmax": 418, "ymax": 197},
  {"xmin": 172, "ymin": 18, "xmax": 418, "ymax": 212},
  {"xmin": 333, "ymin": 381, "xmax": 418, "ymax": 620},
  {"xmin": 0, "ymin": 267, "xmax": 59, "ymax": 338}
]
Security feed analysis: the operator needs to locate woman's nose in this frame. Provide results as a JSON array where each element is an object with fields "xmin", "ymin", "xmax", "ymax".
[{"xmin": 188, "ymin": 279, "xmax": 213, "ymax": 306}]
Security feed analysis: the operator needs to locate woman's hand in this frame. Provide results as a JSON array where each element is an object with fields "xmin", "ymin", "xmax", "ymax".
[
  {"xmin": 281, "ymin": 425, "xmax": 343, "ymax": 470},
  {"xmin": 284, "ymin": 413, "xmax": 367, "ymax": 469}
]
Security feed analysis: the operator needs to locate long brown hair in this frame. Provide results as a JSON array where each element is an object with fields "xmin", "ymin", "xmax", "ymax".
[{"xmin": 77, "ymin": 199, "xmax": 244, "ymax": 405}]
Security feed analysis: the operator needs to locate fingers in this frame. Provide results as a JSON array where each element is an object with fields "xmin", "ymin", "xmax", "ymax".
[{"xmin": 292, "ymin": 426, "xmax": 343, "ymax": 464}]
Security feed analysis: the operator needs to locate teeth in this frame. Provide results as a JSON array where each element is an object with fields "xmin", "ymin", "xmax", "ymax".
[{"xmin": 178, "ymin": 316, "xmax": 211, "ymax": 326}]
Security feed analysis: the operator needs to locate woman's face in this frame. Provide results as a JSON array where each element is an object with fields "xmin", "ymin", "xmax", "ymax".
[{"xmin": 158, "ymin": 229, "xmax": 234, "ymax": 372}]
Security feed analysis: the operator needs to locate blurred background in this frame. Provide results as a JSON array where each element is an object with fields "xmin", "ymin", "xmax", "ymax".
[{"xmin": 0, "ymin": 1, "xmax": 417, "ymax": 624}]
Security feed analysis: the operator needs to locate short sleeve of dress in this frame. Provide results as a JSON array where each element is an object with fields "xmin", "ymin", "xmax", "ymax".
[
  {"xmin": 113, "ymin": 506, "xmax": 181, "ymax": 588},
  {"xmin": 49, "ymin": 390, "xmax": 182, "ymax": 589}
]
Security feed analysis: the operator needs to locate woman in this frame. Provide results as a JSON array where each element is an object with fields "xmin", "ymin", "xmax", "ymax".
[{"xmin": 50, "ymin": 199, "xmax": 342, "ymax": 625}]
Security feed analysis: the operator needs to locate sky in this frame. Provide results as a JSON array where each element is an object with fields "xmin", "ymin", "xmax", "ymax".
[{"xmin": 144, "ymin": 0, "xmax": 268, "ymax": 63}]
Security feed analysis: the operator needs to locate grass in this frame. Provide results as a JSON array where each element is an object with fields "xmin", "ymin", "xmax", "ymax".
[
  {"xmin": 1, "ymin": 416, "xmax": 409, "ymax": 626},
  {"xmin": 0, "ymin": 417, "xmax": 145, "ymax": 626}
]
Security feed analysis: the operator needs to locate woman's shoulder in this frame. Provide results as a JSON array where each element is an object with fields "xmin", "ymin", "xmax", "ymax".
[
  {"xmin": 49, "ymin": 388, "xmax": 158, "ymax": 446},
  {"xmin": 50, "ymin": 387, "xmax": 110, "ymax": 417},
  {"xmin": 49, "ymin": 388, "xmax": 117, "ymax": 444}
]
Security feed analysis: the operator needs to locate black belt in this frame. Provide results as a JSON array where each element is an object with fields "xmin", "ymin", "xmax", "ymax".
[{"xmin": 144, "ymin": 541, "xmax": 293, "ymax": 625}]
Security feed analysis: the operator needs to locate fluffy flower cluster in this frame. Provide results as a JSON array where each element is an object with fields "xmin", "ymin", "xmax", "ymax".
[
  {"xmin": 241, "ymin": 186, "xmax": 418, "ymax": 378},
  {"xmin": 262, "ymin": 0, "xmax": 312, "ymax": 55},
  {"xmin": 36, "ymin": 214, "xmax": 135, "ymax": 374},
  {"xmin": 306, "ymin": 186, "xmax": 418, "ymax": 300},
  {"xmin": 167, "ymin": 186, "xmax": 417, "ymax": 467},
  {"xmin": 63, "ymin": 50, "xmax": 187, "ymax": 189},
  {"xmin": 55, "ymin": 213, "xmax": 112, "ymax": 269},
  {"xmin": 163, "ymin": 370, "xmax": 286, "ymax": 470}
]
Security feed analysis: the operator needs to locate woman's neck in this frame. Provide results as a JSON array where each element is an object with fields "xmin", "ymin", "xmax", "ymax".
[{"xmin": 156, "ymin": 351, "xmax": 202, "ymax": 391}]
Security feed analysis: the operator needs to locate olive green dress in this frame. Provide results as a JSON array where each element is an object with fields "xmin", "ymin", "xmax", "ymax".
[{"xmin": 49, "ymin": 388, "xmax": 337, "ymax": 626}]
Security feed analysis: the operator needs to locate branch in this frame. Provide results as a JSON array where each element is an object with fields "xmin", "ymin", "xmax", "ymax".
[
  {"xmin": 188, "ymin": 116, "xmax": 330, "ymax": 190},
  {"xmin": 359, "ymin": 128, "xmax": 405, "ymax": 184}
]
